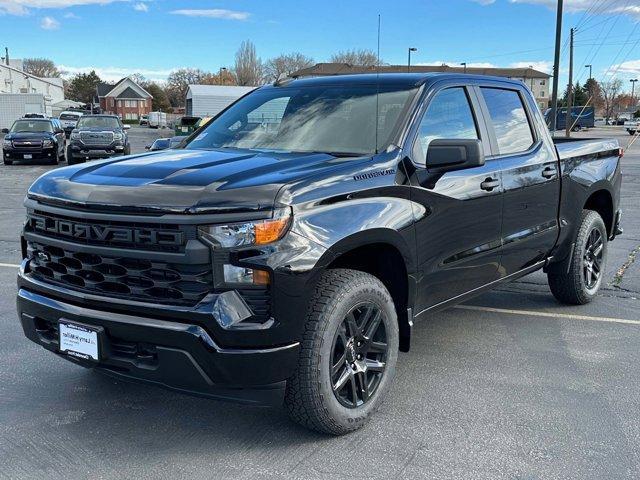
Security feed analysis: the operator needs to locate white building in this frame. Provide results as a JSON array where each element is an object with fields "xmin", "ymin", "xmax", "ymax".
[
  {"xmin": 0, "ymin": 61, "xmax": 65, "ymax": 127},
  {"xmin": 186, "ymin": 85, "xmax": 255, "ymax": 117}
]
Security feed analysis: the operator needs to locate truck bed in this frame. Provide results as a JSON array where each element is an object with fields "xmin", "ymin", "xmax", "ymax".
[{"xmin": 553, "ymin": 137, "xmax": 620, "ymax": 161}]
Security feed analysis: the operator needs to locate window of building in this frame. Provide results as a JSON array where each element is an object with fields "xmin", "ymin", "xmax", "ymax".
[
  {"xmin": 481, "ymin": 87, "xmax": 535, "ymax": 156},
  {"xmin": 413, "ymin": 87, "xmax": 479, "ymax": 162},
  {"xmin": 540, "ymin": 80, "xmax": 546, "ymax": 86}
]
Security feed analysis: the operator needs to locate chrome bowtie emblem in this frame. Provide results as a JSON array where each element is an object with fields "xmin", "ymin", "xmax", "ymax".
[{"xmin": 35, "ymin": 251, "xmax": 50, "ymax": 262}]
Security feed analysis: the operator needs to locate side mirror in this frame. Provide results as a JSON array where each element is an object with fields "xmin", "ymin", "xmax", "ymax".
[
  {"xmin": 426, "ymin": 139, "xmax": 485, "ymax": 173},
  {"xmin": 1, "ymin": 128, "xmax": 8, "ymax": 134},
  {"xmin": 145, "ymin": 145, "xmax": 151, "ymax": 150}
]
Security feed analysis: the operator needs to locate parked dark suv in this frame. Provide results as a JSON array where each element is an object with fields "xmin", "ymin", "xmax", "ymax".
[
  {"xmin": 2, "ymin": 118, "xmax": 65, "ymax": 165},
  {"xmin": 67, "ymin": 115, "xmax": 130, "ymax": 165}
]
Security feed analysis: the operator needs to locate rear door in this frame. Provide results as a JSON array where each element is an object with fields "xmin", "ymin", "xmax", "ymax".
[
  {"xmin": 477, "ymin": 85, "xmax": 560, "ymax": 275},
  {"xmin": 407, "ymin": 83, "xmax": 504, "ymax": 312}
]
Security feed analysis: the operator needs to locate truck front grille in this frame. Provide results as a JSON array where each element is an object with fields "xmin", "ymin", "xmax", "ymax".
[
  {"xmin": 13, "ymin": 140, "xmax": 43, "ymax": 149},
  {"xmin": 27, "ymin": 241, "xmax": 213, "ymax": 306},
  {"xmin": 80, "ymin": 131, "xmax": 114, "ymax": 146}
]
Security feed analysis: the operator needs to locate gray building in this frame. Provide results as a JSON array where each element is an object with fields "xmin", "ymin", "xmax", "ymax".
[{"xmin": 291, "ymin": 63, "xmax": 551, "ymax": 110}]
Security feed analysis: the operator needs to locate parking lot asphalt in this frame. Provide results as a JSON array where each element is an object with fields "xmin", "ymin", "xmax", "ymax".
[{"xmin": 0, "ymin": 127, "xmax": 638, "ymax": 479}]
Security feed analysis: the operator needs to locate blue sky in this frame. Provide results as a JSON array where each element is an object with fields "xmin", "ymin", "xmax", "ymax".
[{"xmin": 2, "ymin": 0, "xmax": 640, "ymax": 92}]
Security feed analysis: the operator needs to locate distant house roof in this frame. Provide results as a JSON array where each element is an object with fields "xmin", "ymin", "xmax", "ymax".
[
  {"xmin": 117, "ymin": 86, "xmax": 144, "ymax": 99},
  {"xmin": 96, "ymin": 83, "xmax": 114, "ymax": 97},
  {"xmin": 97, "ymin": 77, "xmax": 152, "ymax": 99},
  {"xmin": 186, "ymin": 85, "xmax": 255, "ymax": 98},
  {"xmin": 291, "ymin": 63, "xmax": 551, "ymax": 79}
]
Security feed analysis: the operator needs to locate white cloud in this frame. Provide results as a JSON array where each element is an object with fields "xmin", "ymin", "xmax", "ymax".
[
  {"xmin": 474, "ymin": 0, "xmax": 640, "ymax": 19},
  {"xmin": 170, "ymin": 8, "xmax": 249, "ymax": 20},
  {"xmin": 63, "ymin": 11, "xmax": 78, "ymax": 18},
  {"xmin": 0, "ymin": 0, "xmax": 129, "ymax": 15},
  {"xmin": 132, "ymin": 2, "xmax": 147, "ymax": 12},
  {"xmin": 40, "ymin": 15, "xmax": 59, "ymax": 29},
  {"xmin": 59, "ymin": 64, "xmax": 177, "ymax": 82}
]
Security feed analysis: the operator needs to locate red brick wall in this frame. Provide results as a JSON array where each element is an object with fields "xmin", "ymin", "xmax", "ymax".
[{"xmin": 99, "ymin": 97, "xmax": 151, "ymax": 118}]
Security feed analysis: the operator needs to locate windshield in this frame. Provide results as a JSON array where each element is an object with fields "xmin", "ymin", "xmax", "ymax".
[
  {"xmin": 60, "ymin": 113, "xmax": 81, "ymax": 121},
  {"xmin": 152, "ymin": 139, "xmax": 171, "ymax": 149},
  {"xmin": 11, "ymin": 120, "xmax": 53, "ymax": 133},
  {"xmin": 185, "ymin": 84, "xmax": 418, "ymax": 155},
  {"xmin": 77, "ymin": 116, "xmax": 120, "ymax": 129}
]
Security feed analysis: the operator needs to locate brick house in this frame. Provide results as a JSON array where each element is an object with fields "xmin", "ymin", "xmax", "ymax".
[{"xmin": 96, "ymin": 77, "xmax": 153, "ymax": 121}]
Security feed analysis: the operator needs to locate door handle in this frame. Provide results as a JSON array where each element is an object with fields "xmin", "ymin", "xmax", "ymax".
[
  {"xmin": 542, "ymin": 166, "xmax": 557, "ymax": 179},
  {"xmin": 480, "ymin": 177, "xmax": 500, "ymax": 191}
]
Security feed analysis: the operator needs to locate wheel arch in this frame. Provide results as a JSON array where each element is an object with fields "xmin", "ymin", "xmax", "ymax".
[{"xmin": 315, "ymin": 229, "xmax": 416, "ymax": 352}]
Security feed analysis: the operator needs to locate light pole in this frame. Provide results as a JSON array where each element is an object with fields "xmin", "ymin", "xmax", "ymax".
[
  {"xmin": 585, "ymin": 64, "xmax": 592, "ymax": 80},
  {"xmin": 631, "ymin": 78, "xmax": 638, "ymax": 106},
  {"xmin": 407, "ymin": 47, "xmax": 417, "ymax": 73},
  {"xmin": 460, "ymin": 62, "xmax": 467, "ymax": 74},
  {"xmin": 219, "ymin": 67, "xmax": 227, "ymax": 85}
]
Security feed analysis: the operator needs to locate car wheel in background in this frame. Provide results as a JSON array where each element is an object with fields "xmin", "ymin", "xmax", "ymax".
[{"xmin": 284, "ymin": 269, "xmax": 399, "ymax": 435}]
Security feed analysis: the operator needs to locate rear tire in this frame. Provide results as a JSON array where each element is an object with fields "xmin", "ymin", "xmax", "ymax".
[
  {"xmin": 548, "ymin": 210, "xmax": 608, "ymax": 305},
  {"xmin": 284, "ymin": 269, "xmax": 399, "ymax": 435}
]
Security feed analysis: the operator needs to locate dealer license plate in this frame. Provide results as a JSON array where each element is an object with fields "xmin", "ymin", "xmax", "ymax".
[
  {"xmin": 59, "ymin": 322, "xmax": 99, "ymax": 361},
  {"xmin": 23, "ymin": 154, "xmax": 32, "ymax": 159}
]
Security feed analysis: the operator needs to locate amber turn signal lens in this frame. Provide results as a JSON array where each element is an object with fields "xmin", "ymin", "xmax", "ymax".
[
  {"xmin": 255, "ymin": 217, "xmax": 290, "ymax": 245},
  {"xmin": 253, "ymin": 269, "xmax": 270, "ymax": 285}
]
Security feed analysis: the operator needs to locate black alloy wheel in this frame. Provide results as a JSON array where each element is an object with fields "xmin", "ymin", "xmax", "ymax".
[
  {"xmin": 583, "ymin": 227, "xmax": 604, "ymax": 291},
  {"xmin": 330, "ymin": 303, "xmax": 388, "ymax": 408}
]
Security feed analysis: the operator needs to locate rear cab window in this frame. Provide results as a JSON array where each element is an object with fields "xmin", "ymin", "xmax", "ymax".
[{"xmin": 480, "ymin": 87, "xmax": 535, "ymax": 155}]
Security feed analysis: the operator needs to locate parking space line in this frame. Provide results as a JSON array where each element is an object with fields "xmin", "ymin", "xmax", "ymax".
[
  {"xmin": 0, "ymin": 263, "xmax": 19, "ymax": 268},
  {"xmin": 455, "ymin": 305, "xmax": 640, "ymax": 326}
]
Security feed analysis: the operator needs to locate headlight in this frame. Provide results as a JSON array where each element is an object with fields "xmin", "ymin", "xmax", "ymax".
[
  {"xmin": 70, "ymin": 131, "xmax": 80, "ymax": 140},
  {"xmin": 113, "ymin": 132, "xmax": 123, "ymax": 141},
  {"xmin": 42, "ymin": 139, "xmax": 53, "ymax": 147},
  {"xmin": 197, "ymin": 208, "xmax": 292, "ymax": 249},
  {"xmin": 2, "ymin": 139, "xmax": 11, "ymax": 147}
]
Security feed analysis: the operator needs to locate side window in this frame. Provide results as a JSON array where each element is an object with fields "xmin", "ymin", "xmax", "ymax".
[
  {"xmin": 481, "ymin": 88, "xmax": 535, "ymax": 155},
  {"xmin": 414, "ymin": 87, "xmax": 478, "ymax": 162}
]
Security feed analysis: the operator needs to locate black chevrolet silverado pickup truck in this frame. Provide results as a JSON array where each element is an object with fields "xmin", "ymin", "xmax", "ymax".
[{"xmin": 17, "ymin": 74, "xmax": 622, "ymax": 435}]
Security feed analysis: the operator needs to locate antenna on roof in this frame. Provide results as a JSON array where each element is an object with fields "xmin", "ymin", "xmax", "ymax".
[{"xmin": 375, "ymin": 14, "xmax": 381, "ymax": 154}]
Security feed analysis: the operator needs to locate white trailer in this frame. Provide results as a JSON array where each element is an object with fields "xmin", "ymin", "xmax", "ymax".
[
  {"xmin": 148, "ymin": 111, "xmax": 167, "ymax": 129},
  {"xmin": 0, "ymin": 93, "xmax": 46, "ymax": 129},
  {"xmin": 185, "ymin": 85, "xmax": 255, "ymax": 117}
]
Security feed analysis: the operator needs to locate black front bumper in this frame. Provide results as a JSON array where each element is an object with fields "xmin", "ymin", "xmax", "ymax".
[
  {"xmin": 69, "ymin": 142, "xmax": 125, "ymax": 159},
  {"xmin": 4, "ymin": 147, "xmax": 56, "ymax": 160},
  {"xmin": 17, "ymin": 282, "xmax": 300, "ymax": 406}
]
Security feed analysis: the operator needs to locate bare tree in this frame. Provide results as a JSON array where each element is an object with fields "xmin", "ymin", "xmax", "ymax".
[
  {"xmin": 22, "ymin": 58, "xmax": 64, "ymax": 78},
  {"xmin": 264, "ymin": 53, "xmax": 315, "ymax": 82},
  {"xmin": 600, "ymin": 79, "xmax": 623, "ymax": 122},
  {"xmin": 165, "ymin": 68, "xmax": 207, "ymax": 106},
  {"xmin": 234, "ymin": 40, "xmax": 263, "ymax": 86},
  {"xmin": 201, "ymin": 69, "xmax": 238, "ymax": 86},
  {"xmin": 330, "ymin": 49, "xmax": 379, "ymax": 67}
]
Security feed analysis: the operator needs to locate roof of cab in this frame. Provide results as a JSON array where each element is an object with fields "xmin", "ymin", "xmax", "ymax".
[{"xmin": 268, "ymin": 72, "xmax": 525, "ymax": 89}]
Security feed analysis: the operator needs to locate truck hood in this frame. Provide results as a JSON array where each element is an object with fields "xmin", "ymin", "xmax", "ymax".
[
  {"xmin": 5, "ymin": 132, "xmax": 54, "ymax": 141},
  {"xmin": 28, "ymin": 148, "xmax": 368, "ymax": 214}
]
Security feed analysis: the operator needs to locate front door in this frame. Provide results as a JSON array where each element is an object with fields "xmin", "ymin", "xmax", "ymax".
[{"xmin": 407, "ymin": 85, "xmax": 504, "ymax": 314}]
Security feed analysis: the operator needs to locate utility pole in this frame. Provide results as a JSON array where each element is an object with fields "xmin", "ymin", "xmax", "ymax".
[
  {"xmin": 4, "ymin": 47, "xmax": 8, "ymax": 66},
  {"xmin": 407, "ymin": 47, "xmax": 417, "ymax": 73},
  {"xmin": 550, "ymin": 0, "xmax": 563, "ymax": 133},
  {"xmin": 461, "ymin": 62, "xmax": 467, "ymax": 74},
  {"xmin": 565, "ymin": 27, "xmax": 574, "ymax": 137}
]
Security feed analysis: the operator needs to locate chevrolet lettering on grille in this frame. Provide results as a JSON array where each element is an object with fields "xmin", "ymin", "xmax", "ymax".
[{"xmin": 28, "ymin": 214, "xmax": 184, "ymax": 246}]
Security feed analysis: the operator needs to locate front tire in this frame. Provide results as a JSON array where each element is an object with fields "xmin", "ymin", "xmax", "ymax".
[
  {"xmin": 284, "ymin": 269, "xmax": 399, "ymax": 435},
  {"xmin": 548, "ymin": 210, "xmax": 608, "ymax": 305}
]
